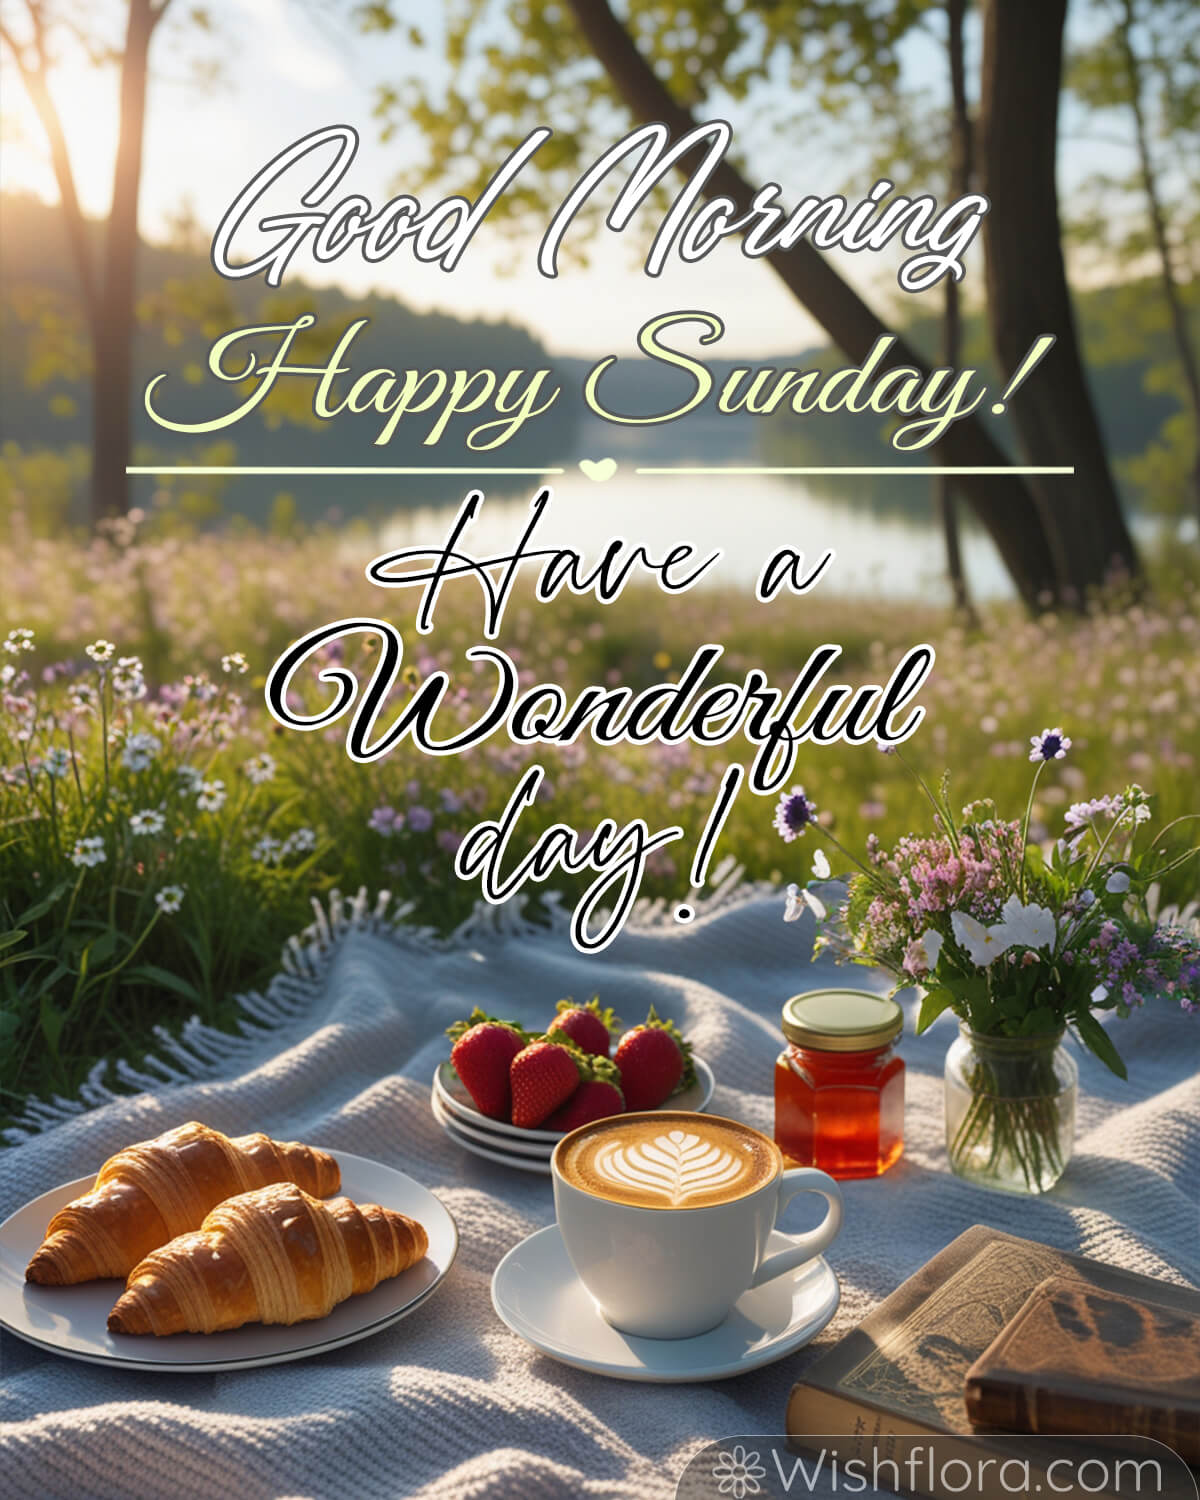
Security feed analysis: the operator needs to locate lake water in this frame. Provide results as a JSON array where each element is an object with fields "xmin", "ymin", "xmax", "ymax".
[{"xmin": 376, "ymin": 469, "xmax": 1171, "ymax": 604}]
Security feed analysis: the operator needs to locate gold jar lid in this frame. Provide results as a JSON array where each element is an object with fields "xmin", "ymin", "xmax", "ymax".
[{"xmin": 781, "ymin": 989, "xmax": 903, "ymax": 1052}]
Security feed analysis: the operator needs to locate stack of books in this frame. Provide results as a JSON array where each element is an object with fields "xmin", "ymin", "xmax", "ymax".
[{"xmin": 786, "ymin": 1226, "xmax": 1199, "ymax": 1498}]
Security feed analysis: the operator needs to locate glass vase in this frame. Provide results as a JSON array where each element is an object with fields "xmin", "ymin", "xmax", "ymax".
[{"xmin": 943, "ymin": 1024, "xmax": 1077, "ymax": 1194}]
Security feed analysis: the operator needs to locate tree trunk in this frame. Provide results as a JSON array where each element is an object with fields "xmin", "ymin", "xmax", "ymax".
[
  {"xmin": 563, "ymin": 0, "xmax": 1060, "ymax": 611},
  {"xmin": 1117, "ymin": 0, "xmax": 1200, "ymax": 529},
  {"xmin": 978, "ymin": 0, "xmax": 1140, "ymax": 600},
  {"xmin": 940, "ymin": 0, "xmax": 976, "ymax": 623},
  {"xmin": 89, "ymin": 0, "xmax": 156, "ymax": 522}
]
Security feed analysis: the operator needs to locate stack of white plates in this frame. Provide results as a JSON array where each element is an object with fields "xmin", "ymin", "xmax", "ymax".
[{"xmin": 430, "ymin": 1057, "xmax": 716, "ymax": 1175}]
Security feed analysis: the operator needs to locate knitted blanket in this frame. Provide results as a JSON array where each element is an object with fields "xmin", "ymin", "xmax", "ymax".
[{"xmin": 1, "ymin": 885, "xmax": 1198, "ymax": 1500}]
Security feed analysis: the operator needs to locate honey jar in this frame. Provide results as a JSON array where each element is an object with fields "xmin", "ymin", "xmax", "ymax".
[{"xmin": 774, "ymin": 989, "xmax": 905, "ymax": 1179}]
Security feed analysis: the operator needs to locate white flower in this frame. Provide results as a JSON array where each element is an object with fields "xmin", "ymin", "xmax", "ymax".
[
  {"xmin": 1106, "ymin": 871, "xmax": 1131, "ymax": 894},
  {"xmin": 920, "ymin": 929, "xmax": 944, "ymax": 968},
  {"xmin": 242, "ymin": 753, "xmax": 277, "ymax": 785},
  {"xmin": 0, "ymin": 664, "xmax": 14, "ymax": 686},
  {"xmin": 112, "ymin": 656, "xmax": 146, "ymax": 701},
  {"xmin": 155, "ymin": 884, "xmax": 185, "ymax": 914},
  {"xmin": 1091, "ymin": 984, "xmax": 1109, "ymax": 1004},
  {"xmin": 951, "ymin": 909, "xmax": 1013, "ymax": 967},
  {"xmin": 85, "ymin": 639, "xmax": 115, "ymax": 662},
  {"xmin": 252, "ymin": 834, "xmax": 281, "ymax": 865},
  {"xmin": 811, "ymin": 848, "xmax": 831, "ymax": 880},
  {"xmin": 68, "ymin": 681, "xmax": 98, "ymax": 713},
  {"xmin": 120, "ymin": 732, "xmax": 161, "ymax": 772},
  {"xmin": 282, "ymin": 827, "xmax": 316, "ymax": 855},
  {"xmin": 4, "ymin": 628, "xmax": 34, "ymax": 654},
  {"xmin": 196, "ymin": 779, "xmax": 226, "ymax": 812},
  {"xmin": 999, "ymin": 895, "xmax": 1057, "ymax": 952},
  {"xmin": 783, "ymin": 883, "xmax": 804, "ymax": 923},
  {"xmin": 43, "ymin": 747, "xmax": 72, "ymax": 779},
  {"xmin": 70, "ymin": 836, "xmax": 106, "ymax": 868},
  {"xmin": 177, "ymin": 765, "xmax": 205, "ymax": 792},
  {"xmin": 130, "ymin": 808, "xmax": 166, "ymax": 836},
  {"xmin": 221, "ymin": 652, "xmax": 249, "ymax": 675}
]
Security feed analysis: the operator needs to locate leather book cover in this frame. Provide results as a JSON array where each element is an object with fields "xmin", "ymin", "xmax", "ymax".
[
  {"xmin": 786, "ymin": 1224, "xmax": 1200, "ymax": 1496},
  {"xmin": 964, "ymin": 1275, "xmax": 1200, "ymax": 1464}
]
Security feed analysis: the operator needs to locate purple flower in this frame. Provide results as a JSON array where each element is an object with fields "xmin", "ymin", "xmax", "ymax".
[
  {"xmin": 773, "ymin": 786, "xmax": 817, "ymax": 842},
  {"xmin": 1029, "ymin": 727, "xmax": 1071, "ymax": 763},
  {"xmin": 408, "ymin": 805, "xmax": 433, "ymax": 832},
  {"xmin": 368, "ymin": 805, "xmax": 404, "ymax": 836}
]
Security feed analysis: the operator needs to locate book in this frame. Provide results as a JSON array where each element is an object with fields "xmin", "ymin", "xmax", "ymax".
[
  {"xmin": 785, "ymin": 1225, "xmax": 1199, "ymax": 1499},
  {"xmin": 964, "ymin": 1275, "xmax": 1200, "ymax": 1464}
]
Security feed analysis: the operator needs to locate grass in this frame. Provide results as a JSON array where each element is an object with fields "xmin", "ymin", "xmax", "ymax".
[{"xmin": 2, "ymin": 507, "xmax": 1198, "ymax": 1133}]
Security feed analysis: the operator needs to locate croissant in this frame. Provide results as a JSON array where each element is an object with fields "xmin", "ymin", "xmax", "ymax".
[
  {"xmin": 26, "ymin": 1121, "xmax": 340, "ymax": 1285},
  {"xmin": 107, "ymin": 1182, "xmax": 428, "ymax": 1336}
]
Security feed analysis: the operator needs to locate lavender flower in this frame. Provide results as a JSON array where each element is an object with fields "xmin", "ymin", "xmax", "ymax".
[
  {"xmin": 368, "ymin": 806, "xmax": 404, "ymax": 836},
  {"xmin": 1029, "ymin": 727, "xmax": 1071, "ymax": 763},
  {"xmin": 773, "ymin": 786, "xmax": 817, "ymax": 842},
  {"xmin": 121, "ymin": 732, "xmax": 161, "ymax": 772},
  {"xmin": 408, "ymin": 805, "xmax": 434, "ymax": 833}
]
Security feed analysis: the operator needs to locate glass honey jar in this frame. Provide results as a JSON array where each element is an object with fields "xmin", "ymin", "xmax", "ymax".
[{"xmin": 774, "ymin": 989, "xmax": 905, "ymax": 1180}]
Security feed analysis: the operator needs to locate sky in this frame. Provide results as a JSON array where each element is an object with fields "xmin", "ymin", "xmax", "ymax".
[{"xmin": 0, "ymin": 0, "xmax": 1127, "ymax": 358}]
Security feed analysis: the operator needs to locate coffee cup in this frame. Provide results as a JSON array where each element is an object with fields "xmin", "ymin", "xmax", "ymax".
[{"xmin": 551, "ymin": 1109, "xmax": 843, "ymax": 1340}]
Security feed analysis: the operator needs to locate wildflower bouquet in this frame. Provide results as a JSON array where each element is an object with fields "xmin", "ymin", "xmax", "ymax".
[{"xmin": 776, "ymin": 730, "xmax": 1199, "ymax": 1192}]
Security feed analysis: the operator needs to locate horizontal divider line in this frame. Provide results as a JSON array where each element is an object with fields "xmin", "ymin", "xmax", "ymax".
[
  {"xmin": 126, "ymin": 466, "xmax": 566, "ymax": 476},
  {"xmin": 635, "ymin": 465, "xmax": 1076, "ymax": 476}
]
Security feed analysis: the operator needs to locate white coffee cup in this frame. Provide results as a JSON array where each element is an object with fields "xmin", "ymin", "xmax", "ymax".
[{"xmin": 551, "ymin": 1110, "xmax": 843, "ymax": 1340}]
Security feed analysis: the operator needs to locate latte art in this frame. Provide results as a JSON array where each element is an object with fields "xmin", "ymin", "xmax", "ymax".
[{"xmin": 557, "ymin": 1112, "xmax": 778, "ymax": 1209}]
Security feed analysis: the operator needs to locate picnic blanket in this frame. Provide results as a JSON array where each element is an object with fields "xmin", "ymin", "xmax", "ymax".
[{"xmin": 1, "ymin": 882, "xmax": 1198, "ymax": 1500}]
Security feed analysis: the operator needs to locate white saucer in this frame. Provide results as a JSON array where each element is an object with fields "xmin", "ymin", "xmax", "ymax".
[
  {"xmin": 491, "ymin": 1224, "xmax": 839, "ymax": 1382},
  {"xmin": 0, "ymin": 1151, "xmax": 457, "ymax": 1373},
  {"xmin": 433, "ymin": 1055, "xmax": 716, "ymax": 1143}
]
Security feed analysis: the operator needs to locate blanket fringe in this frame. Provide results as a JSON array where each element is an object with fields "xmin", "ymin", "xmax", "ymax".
[{"xmin": 3, "ymin": 858, "xmax": 761, "ymax": 1145}]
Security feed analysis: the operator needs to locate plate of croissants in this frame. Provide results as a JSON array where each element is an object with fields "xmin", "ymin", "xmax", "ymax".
[{"xmin": 0, "ymin": 1120, "xmax": 457, "ymax": 1372}]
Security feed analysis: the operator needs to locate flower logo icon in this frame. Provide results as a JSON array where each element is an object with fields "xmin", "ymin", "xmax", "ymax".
[{"xmin": 710, "ymin": 1445, "xmax": 766, "ymax": 1498}]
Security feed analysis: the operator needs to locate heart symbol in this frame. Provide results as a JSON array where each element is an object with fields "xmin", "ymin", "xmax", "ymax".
[{"xmin": 579, "ymin": 457, "xmax": 618, "ymax": 483}]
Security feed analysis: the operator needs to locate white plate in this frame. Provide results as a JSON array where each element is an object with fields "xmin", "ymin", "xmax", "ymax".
[
  {"xmin": 429, "ymin": 1092, "xmax": 555, "ymax": 1159},
  {"xmin": 0, "ymin": 1150, "xmax": 457, "ymax": 1372},
  {"xmin": 492, "ymin": 1224, "xmax": 839, "ymax": 1382},
  {"xmin": 430, "ymin": 1091, "xmax": 554, "ymax": 1175},
  {"xmin": 433, "ymin": 1055, "xmax": 716, "ymax": 1142}
]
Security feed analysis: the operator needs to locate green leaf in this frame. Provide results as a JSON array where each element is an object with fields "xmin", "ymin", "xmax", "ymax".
[
  {"xmin": 39, "ymin": 994, "xmax": 64, "ymax": 1055},
  {"xmin": 16, "ymin": 881, "xmax": 71, "ymax": 925},
  {"xmin": 125, "ymin": 965, "xmax": 203, "ymax": 1003},
  {"xmin": 1073, "ymin": 1010, "xmax": 1128, "ymax": 1080},
  {"xmin": 0, "ymin": 929, "xmax": 28, "ymax": 953},
  {"xmin": 916, "ymin": 987, "xmax": 957, "ymax": 1034}
]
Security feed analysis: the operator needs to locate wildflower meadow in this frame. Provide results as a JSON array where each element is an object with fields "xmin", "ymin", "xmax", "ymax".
[{"xmin": 2, "ymin": 509, "xmax": 1199, "ymax": 1130}]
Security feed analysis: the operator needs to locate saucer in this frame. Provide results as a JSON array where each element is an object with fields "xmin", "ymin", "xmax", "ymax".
[{"xmin": 490, "ymin": 1224, "xmax": 839, "ymax": 1382}]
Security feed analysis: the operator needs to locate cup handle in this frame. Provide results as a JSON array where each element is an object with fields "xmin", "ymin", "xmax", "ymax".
[{"xmin": 751, "ymin": 1167, "xmax": 843, "ymax": 1287}]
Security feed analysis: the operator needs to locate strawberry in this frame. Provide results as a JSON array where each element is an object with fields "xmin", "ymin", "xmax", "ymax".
[
  {"xmin": 613, "ymin": 1005, "xmax": 695, "ymax": 1111},
  {"xmin": 446, "ymin": 1009, "xmax": 528, "ymax": 1120},
  {"xmin": 510, "ymin": 1037, "xmax": 587, "ymax": 1129},
  {"xmin": 547, "ymin": 996, "xmax": 620, "ymax": 1058},
  {"xmin": 545, "ymin": 1055, "xmax": 626, "ymax": 1132}
]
